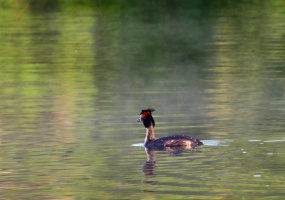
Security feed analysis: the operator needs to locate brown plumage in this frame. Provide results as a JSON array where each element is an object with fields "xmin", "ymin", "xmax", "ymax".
[{"xmin": 136, "ymin": 108, "xmax": 203, "ymax": 150}]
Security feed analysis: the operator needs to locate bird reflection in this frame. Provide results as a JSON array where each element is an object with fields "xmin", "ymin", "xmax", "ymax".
[
  {"xmin": 142, "ymin": 148, "xmax": 156, "ymax": 176},
  {"xmin": 142, "ymin": 145, "xmax": 195, "ymax": 176}
]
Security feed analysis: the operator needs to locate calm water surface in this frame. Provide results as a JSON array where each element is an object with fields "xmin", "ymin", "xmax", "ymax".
[{"xmin": 0, "ymin": 2, "xmax": 285, "ymax": 199}]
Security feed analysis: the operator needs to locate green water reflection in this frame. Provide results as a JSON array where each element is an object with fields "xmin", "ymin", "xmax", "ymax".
[{"xmin": 0, "ymin": 1, "xmax": 285, "ymax": 199}]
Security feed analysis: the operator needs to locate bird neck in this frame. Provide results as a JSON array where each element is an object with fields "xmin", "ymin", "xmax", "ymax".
[{"xmin": 144, "ymin": 124, "xmax": 156, "ymax": 144}]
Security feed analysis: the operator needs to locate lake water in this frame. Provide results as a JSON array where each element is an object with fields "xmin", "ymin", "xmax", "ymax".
[{"xmin": 0, "ymin": 1, "xmax": 285, "ymax": 199}]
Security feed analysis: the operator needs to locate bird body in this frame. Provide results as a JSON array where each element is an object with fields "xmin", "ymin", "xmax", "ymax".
[{"xmin": 136, "ymin": 108, "xmax": 203, "ymax": 150}]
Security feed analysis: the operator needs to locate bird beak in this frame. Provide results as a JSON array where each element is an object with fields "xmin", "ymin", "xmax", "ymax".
[{"xmin": 136, "ymin": 117, "xmax": 141, "ymax": 122}]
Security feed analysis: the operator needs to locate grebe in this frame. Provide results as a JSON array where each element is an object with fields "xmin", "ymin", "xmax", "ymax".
[{"xmin": 136, "ymin": 108, "xmax": 203, "ymax": 150}]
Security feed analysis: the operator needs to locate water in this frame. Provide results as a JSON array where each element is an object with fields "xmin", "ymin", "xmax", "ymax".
[{"xmin": 0, "ymin": 1, "xmax": 285, "ymax": 199}]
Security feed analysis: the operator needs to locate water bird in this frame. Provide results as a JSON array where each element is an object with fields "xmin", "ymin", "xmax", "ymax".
[{"xmin": 136, "ymin": 108, "xmax": 203, "ymax": 150}]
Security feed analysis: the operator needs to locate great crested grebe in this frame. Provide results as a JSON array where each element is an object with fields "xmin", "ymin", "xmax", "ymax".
[{"xmin": 136, "ymin": 108, "xmax": 203, "ymax": 150}]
